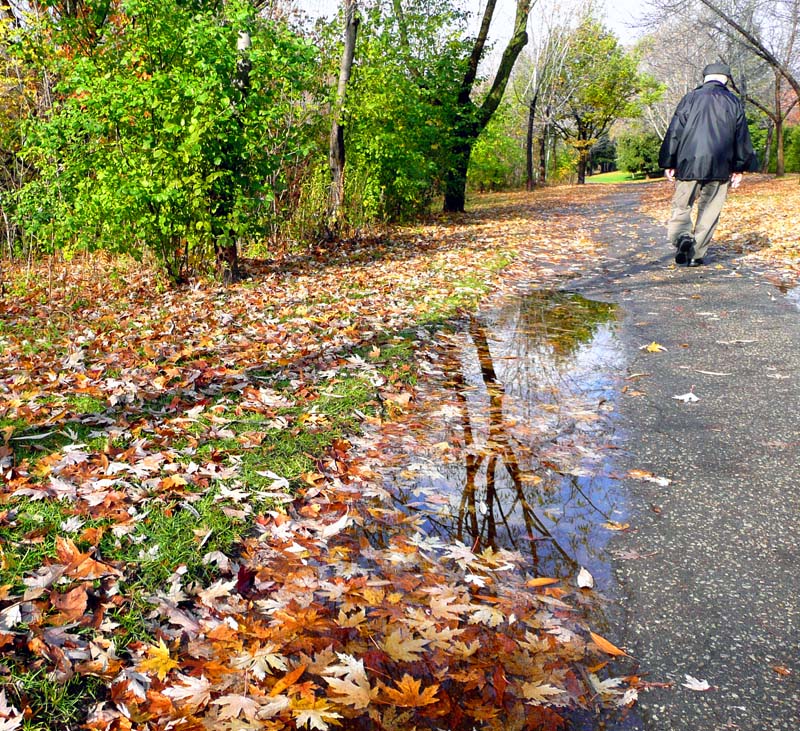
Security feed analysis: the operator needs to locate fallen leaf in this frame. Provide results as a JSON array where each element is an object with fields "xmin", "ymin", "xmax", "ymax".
[
  {"xmin": 138, "ymin": 639, "xmax": 179, "ymax": 681},
  {"xmin": 681, "ymin": 674, "xmax": 712, "ymax": 691},
  {"xmin": 673, "ymin": 392, "xmax": 700, "ymax": 403},
  {"xmin": 381, "ymin": 674, "xmax": 439, "ymax": 707},
  {"xmin": 576, "ymin": 568, "xmax": 594, "ymax": 589},
  {"xmin": 589, "ymin": 631, "xmax": 629, "ymax": 657},
  {"xmin": 525, "ymin": 577, "xmax": 560, "ymax": 588},
  {"xmin": 640, "ymin": 342, "xmax": 667, "ymax": 353},
  {"xmin": 628, "ymin": 469, "xmax": 671, "ymax": 487},
  {"xmin": 602, "ymin": 521, "xmax": 630, "ymax": 532}
]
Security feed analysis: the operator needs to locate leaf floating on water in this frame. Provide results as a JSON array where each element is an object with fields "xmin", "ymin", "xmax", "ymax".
[
  {"xmin": 602, "ymin": 521, "xmax": 630, "ymax": 532},
  {"xmin": 577, "ymin": 567, "xmax": 594, "ymax": 589},
  {"xmin": 525, "ymin": 577, "xmax": 560, "ymax": 588}
]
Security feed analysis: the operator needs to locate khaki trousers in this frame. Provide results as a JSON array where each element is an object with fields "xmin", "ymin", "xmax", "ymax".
[{"xmin": 667, "ymin": 179, "xmax": 729, "ymax": 260}]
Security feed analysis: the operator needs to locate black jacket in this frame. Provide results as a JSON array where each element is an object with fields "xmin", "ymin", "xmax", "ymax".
[{"xmin": 659, "ymin": 81, "xmax": 758, "ymax": 181}]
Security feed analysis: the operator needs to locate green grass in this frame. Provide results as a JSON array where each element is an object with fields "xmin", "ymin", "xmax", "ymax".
[{"xmin": 585, "ymin": 170, "xmax": 659, "ymax": 184}]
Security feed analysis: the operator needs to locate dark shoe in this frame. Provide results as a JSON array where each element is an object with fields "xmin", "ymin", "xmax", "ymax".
[
  {"xmin": 675, "ymin": 234, "xmax": 695, "ymax": 265},
  {"xmin": 688, "ymin": 258, "xmax": 705, "ymax": 267}
]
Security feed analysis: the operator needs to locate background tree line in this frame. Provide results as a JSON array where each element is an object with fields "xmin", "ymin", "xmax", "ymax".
[{"xmin": 0, "ymin": 0, "xmax": 797, "ymax": 283}]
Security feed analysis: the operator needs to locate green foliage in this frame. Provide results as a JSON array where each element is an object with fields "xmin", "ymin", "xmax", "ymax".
[
  {"xmin": 555, "ymin": 19, "xmax": 660, "ymax": 180},
  {"xmin": 338, "ymin": 0, "xmax": 471, "ymax": 220},
  {"xmin": 14, "ymin": 0, "xmax": 321, "ymax": 280},
  {"xmin": 468, "ymin": 102, "xmax": 526, "ymax": 191},
  {"xmin": 766, "ymin": 125, "xmax": 800, "ymax": 173},
  {"xmin": 616, "ymin": 130, "xmax": 662, "ymax": 176}
]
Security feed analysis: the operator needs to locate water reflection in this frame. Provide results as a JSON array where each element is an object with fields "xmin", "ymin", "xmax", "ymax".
[{"xmin": 386, "ymin": 292, "xmax": 627, "ymax": 581}]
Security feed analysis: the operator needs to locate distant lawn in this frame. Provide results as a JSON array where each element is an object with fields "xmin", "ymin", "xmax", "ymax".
[{"xmin": 586, "ymin": 170, "xmax": 662, "ymax": 184}]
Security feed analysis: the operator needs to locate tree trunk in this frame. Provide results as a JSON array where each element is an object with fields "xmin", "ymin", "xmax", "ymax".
[
  {"xmin": 526, "ymin": 91, "xmax": 538, "ymax": 190},
  {"xmin": 576, "ymin": 151, "xmax": 588, "ymax": 185},
  {"xmin": 775, "ymin": 117, "xmax": 785, "ymax": 177},
  {"xmin": 214, "ymin": 30, "xmax": 253, "ymax": 283},
  {"xmin": 761, "ymin": 122, "xmax": 773, "ymax": 173},
  {"xmin": 443, "ymin": 142, "xmax": 473, "ymax": 213},
  {"xmin": 441, "ymin": 0, "xmax": 532, "ymax": 212},
  {"xmin": 538, "ymin": 122, "xmax": 548, "ymax": 184},
  {"xmin": 328, "ymin": 0, "xmax": 359, "ymax": 233}
]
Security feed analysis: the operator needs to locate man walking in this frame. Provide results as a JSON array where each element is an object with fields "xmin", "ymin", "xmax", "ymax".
[{"xmin": 659, "ymin": 62, "xmax": 758, "ymax": 267}]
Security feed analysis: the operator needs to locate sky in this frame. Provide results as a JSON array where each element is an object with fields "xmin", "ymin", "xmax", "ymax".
[{"xmin": 296, "ymin": 0, "xmax": 650, "ymax": 46}]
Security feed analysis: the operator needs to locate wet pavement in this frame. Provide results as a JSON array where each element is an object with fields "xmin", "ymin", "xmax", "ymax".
[
  {"xmin": 377, "ymin": 184, "xmax": 799, "ymax": 730},
  {"xmin": 573, "ymin": 185, "xmax": 800, "ymax": 731}
]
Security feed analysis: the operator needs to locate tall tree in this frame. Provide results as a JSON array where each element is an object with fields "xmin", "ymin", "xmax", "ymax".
[
  {"xmin": 554, "ymin": 19, "xmax": 653, "ymax": 184},
  {"xmin": 435, "ymin": 0, "xmax": 534, "ymax": 211},
  {"xmin": 327, "ymin": 0, "xmax": 359, "ymax": 233}
]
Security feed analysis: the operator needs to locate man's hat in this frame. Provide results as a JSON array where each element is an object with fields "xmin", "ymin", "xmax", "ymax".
[{"xmin": 703, "ymin": 62, "xmax": 733, "ymax": 79}]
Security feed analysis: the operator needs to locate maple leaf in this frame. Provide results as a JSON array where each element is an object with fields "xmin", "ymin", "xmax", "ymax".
[
  {"xmin": 381, "ymin": 674, "xmax": 439, "ymax": 708},
  {"xmin": 520, "ymin": 682, "xmax": 565, "ymax": 705},
  {"xmin": 640, "ymin": 341, "xmax": 666, "ymax": 353},
  {"xmin": 468, "ymin": 604, "xmax": 506, "ymax": 627},
  {"xmin": 0, "ymin": 691, "xmax": 21, "ymax": 730},
  {"xmin": 230, "ymin": 644, "xmax": 288, "ymax": 680},
  {"xmin": 381, "ymin": 628, "xmax": 429, "ymax": 662},
  {"xmin": 162, "ymin": 673, "xmax": 211, "ymax": 710},
  {"xmin": 425, "ymin": 588, "xmax": 472, "ymax": 621},
  {"xmin": 197, "ymin": 578, "xmax": 236, "ymax": 606},
  {"xmin": 137, "ymin": 639, "xmax": 179, "ymax": 681},
  {"xmin": 291, "ymin": 697, "xmax": 343, "ymax": 730},
  {"xmin": 211, "ymin": 694, "xmax": 260, "ymax": 721},
  {"xmin": 324, "ymin": 672, "xmax": 377, "ymax": 709}
]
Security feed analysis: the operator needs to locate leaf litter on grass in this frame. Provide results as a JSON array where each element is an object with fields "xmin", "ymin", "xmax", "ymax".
[{"xmin": 0, "ymin": 188, "xmax": 640, "ymax": 730}]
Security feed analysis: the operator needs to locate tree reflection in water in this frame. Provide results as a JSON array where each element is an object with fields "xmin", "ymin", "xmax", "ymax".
[{"xmin": 387, "ymin": 291, "xmax": 626, "ymax": 580}]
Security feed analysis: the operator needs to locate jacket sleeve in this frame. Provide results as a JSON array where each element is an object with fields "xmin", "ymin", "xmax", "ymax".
[
  {"xmin": 659, "ymin": 93, "xmax": 693, "ymax": 169},
  {"xmin": 732, "ymin": 102, "xmax": 759, "ymax": 173}
]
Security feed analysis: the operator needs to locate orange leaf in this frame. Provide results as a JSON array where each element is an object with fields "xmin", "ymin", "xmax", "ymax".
[
  {"xmin": 270, "ymin": 664, "xmax": 307, "ymax": 696},
  {"xmin": 590, "ymin": 631, "xmax": 629, "ymax": 657},
  {"xmin": 382, "ymin": 674, "xmax": 439, "ymax": 707},
  {"xmin": 525, "ymin": 577, "xmax": 560, "ymax": 588}
]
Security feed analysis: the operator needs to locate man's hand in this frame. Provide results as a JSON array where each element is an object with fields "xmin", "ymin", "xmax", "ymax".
[
  {"xmin": 665, "ymin": 169, "xmax": 676, "ymax": 182},
  {"xmin": 730, "ymin": 172, "xmax": 743, "ymax": 190}
]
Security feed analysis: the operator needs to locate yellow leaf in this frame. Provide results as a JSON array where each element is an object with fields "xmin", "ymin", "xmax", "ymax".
[
  {"xmin": 381, "ymin": 629, "xmax": 429, "ymax": 662},
  {"xmin": 590, "ymin": 631, "xmax": 629, "ymax": 657},
  {"xmin": 642, "ymin": 342, "xmax": 666, "ymax": 353},
  {"xmin": 602, "ymin": 521, "xmax": 630, "ymax": 532},
  {"xmin": 138, "ymin": 639, "xmax": 179, "ymax": 681}
]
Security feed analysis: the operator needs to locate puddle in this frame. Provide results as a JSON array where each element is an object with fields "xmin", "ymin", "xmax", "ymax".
[{"xmin": 379, "ymin": 291, "xmax": 629, "ymax": 588}]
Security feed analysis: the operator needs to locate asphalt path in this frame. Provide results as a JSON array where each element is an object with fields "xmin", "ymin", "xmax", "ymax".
[{"xmin": 572, "ymin": 184, "xmax": 800, "ymax": 731}]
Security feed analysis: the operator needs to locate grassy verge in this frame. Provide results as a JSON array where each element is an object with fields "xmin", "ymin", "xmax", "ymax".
[{"xmin": 0, "ymin": 224, "xmax": 514, "ymax": 726}]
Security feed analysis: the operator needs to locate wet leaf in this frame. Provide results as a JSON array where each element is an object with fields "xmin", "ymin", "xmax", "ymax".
[
  {"xmin": 640, "ymin": 342, "xmax": 667, "ymax": 353},
  {"xmin": 589, "ymin": 631, "xmax": 629, "ymax": 657},
  {"xmin": 673, "ymin": 392, "xmax": 700, "ymax": 403},
  {"xmin": 577, "ymin": 568, "xmax": 594, "ymax": 589}
]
